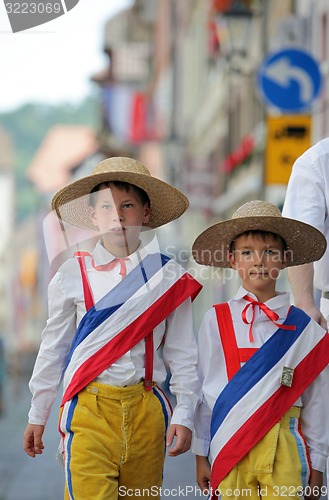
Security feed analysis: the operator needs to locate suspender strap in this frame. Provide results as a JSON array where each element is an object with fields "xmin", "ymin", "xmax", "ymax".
[
  {"xmin": 214, "ymin": 303, "xmax": 240, "ymax": 381},
  {"xmin": 239, "ymin": 348, "xmax": 258, "ymax": 363},
  {"xmin": 74, "ymin": 251, "xmax": 154, "ymax": 390},
  {"xmin": 214, "ymin": 304, "xmax": 258, "ymax": 380},
  {"xmin": 144, "ymin": 333, "xmax": 154, "ymax": 391},
  {"xmin": 75, "ymin": 251, "xmax": 94, "ymax": 311}
]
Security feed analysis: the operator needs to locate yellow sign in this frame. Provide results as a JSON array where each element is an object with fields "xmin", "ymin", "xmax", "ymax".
[{"xmin": 265, "ymin": 115, "xmax": 311, "ymax": 185}]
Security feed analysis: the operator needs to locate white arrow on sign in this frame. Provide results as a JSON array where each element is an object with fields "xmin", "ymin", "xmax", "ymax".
[{"xmin": 264, "ymin": 57, "xmax": 313, "ymax": 103}]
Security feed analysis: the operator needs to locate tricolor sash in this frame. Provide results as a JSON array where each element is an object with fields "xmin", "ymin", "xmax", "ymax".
[
  {"xmin": 210, "ymin": 305, "xmax": 329, "ymax": 495},
  {"xmin": 61, "ymin": 252, "xmax": 202, "ymax": 406}
]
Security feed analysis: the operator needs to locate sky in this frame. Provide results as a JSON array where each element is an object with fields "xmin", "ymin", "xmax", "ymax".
[{"xmin": 0, "ymin": 0, "xmax": 133, "ymax": 112}]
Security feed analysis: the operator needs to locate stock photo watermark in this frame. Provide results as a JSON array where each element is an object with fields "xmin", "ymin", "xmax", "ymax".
[
  {"xmin": 117, "ymin": 485, "xmax": 329, "ymax": 498},
  {"xmin": 3, "ymin": 0, "xmax": 79, "ymax": 33},
  {"xmin": 42, "ymin": 207, "xmax": 293, "ymax": 290}
]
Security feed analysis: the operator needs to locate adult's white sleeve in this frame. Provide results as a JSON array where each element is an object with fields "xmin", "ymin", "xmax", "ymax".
[{"xmin": 283, "ymin": 156, "xmax": 326, "ymax": 233}]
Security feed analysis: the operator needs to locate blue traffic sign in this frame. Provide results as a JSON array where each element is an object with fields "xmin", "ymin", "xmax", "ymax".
[{"xmin": 257, "ymin": 48, "xmax": 322, "ymax": 112}]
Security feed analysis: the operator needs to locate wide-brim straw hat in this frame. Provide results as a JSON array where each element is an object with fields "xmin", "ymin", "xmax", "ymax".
[
  {"xmin": 51, "ymin": 157, "xmax": 189, "ymax": 230},
  {"xmin": 192, "ymin": 200, "xmax": 326, "ymax": 268}
]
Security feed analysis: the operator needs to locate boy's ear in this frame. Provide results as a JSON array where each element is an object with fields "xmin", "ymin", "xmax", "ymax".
[
  {"xmin": 88, "ymin": 205, "xmax": 98, "ymax": 227},
  {"xmin": 143, "ymin": 204, "xmax": 151, "ymax": 224},
  {"xmin": 281, "ymin": 251, "xmax": 288, "ymax": 270},
  {"xmin": 228, "ymin": 252, "xmax": 237, "ymax": 270}
]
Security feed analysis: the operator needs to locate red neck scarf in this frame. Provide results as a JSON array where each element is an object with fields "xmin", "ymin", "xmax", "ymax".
[{"xmin": 242, "ymin": 295, "xmax": 296, "ymax": 342}]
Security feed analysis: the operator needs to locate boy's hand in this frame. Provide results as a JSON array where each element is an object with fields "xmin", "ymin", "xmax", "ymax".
[
  {"xmin": 23, "ymin": 423, "xmax": 45, "ymax": 458},
  {"xmin": 166, "ymin": 424, "xmax": 192, "ymax": 456},
  {"xmin": 304, "ymin": 469, "xmax": 323, "ymax": 500},
  {"xmin": 196, "ymin": 455, "xmax": 211, "ymax": 492}
]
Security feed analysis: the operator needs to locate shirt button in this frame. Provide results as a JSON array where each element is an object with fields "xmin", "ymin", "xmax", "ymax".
[
  {"xmin": 145, "ymin": 380, "xmax": 151, "ymax": 387},
  {"xmin": 91, "ymin": 387, "xmax": 98, "ymax": 394}
]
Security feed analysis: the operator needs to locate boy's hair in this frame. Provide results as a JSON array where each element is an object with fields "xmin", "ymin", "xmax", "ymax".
[
  {"xmin": 89, "ymin": 181, "xmax": 150, "ymax": 207},
  {"xmin": 229, "ymin": 230, "xmax": 287, "ymax": 253}
]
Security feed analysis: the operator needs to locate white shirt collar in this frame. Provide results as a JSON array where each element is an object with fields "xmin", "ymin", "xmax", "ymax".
[
  {"xmin": 232, "ymin": 286, "xmax": 291, "ymax": 309},
  {"xmin": 91, "ymin": 230, "xmax": 159, "ymax": 269}
]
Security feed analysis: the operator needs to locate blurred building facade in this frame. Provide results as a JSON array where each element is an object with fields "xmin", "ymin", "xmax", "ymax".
[
  {"xmin": 0, "ymin": 128, "xmax": 15, "ymax": 364},
  {"xmin": 91, "ymin": 0, "xmax": 329, "ymax": 310},
  {"xmin": 7, "ymin": 0, "xmax": 329, "ymax": 363}
]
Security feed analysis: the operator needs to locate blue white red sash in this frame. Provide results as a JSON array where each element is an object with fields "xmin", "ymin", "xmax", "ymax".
[
  {"xmin": 61, "ymin": 252, "xmax": 202, "ymax": 405},
  {"xmin": 210, "ymin": 306, "xmax": 329, "ymax": 494}
]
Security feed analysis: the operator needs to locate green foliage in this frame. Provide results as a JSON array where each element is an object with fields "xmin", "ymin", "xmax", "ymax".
[{"xmin": 0, "ymin": 94, "xmax": 99, "ymax": 222}]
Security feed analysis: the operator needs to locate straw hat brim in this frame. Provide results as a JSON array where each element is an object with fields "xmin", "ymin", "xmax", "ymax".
[
  {"xmin": 51, "ymin": 171, "xmax": 188, "ymax": 230},
  {"xmin": 192, "ymin": 215, "xmax": 327, "ymax": 268}
]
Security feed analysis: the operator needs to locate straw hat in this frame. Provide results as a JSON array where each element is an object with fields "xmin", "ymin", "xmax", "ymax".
[
  {"xmin": 51, "ymin": 157, "xmax": 188, "ymax": 230},
  {"xmin": 192, "ymin": 200, "xmax": 326, "ymax": 268}
]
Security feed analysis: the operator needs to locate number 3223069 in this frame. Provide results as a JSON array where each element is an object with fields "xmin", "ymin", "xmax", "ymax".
[{"xmin": 5, "ymin": 3, "xmax": 62, "ymax": 14}]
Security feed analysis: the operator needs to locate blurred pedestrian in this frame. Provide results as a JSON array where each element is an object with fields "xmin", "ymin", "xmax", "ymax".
[
  {"xmin": 23, "ymin": 157, "xmax": 202, "ymax": 499},
  {"xmin": 282, "ymin": 137, "xmax": 329, "ymax": 329},
  {"xmin": 192, "ymin": 200, "xmax": 329, "ymax": 500}
]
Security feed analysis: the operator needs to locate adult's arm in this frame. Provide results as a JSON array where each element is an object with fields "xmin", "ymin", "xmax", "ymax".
[
  {"xmin": 287, "ymin": 263, "xmax": 327, "ymax": 329},
  {"xmin": 283, "ymin": 147, "xmax": 327, "ymax": 328}
]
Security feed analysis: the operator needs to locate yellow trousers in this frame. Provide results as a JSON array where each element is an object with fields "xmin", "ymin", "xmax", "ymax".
[
  {"xmin": 218, "ymin": 407, "xmax": 310, "ymax": 499},
  {"xmin": 59, "ymin": 381, "xmax": 170, "ymax": 500}
]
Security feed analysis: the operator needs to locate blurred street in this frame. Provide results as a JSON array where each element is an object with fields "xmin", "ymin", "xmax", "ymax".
[
  {"xmin": 0, "ymin": 373, "xmax": 64, "ymax": 500},
  {"xmin": 0, "ymin": 373, "xmax": 199, "ymax": 500}
]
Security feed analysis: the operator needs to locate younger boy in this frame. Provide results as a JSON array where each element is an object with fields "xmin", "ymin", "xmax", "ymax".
[
  {"xmin": 192, "ymin": 200, "xmax": 329, "ymax": 500},
  {"xmin": 23, "ymin": 157, "xmax": 202, "ymax": 499}
]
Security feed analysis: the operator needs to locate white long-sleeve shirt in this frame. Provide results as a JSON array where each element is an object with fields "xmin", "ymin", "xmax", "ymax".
[
  {"xmin": 193, "ymin": 287, "xmax": 329, "ymax": 472},
  {"xmin": 28, "ymin": 240, "xmax": 201, "ymax": 430},
  {"xmin": 282, "ymin": 137, "xmax": 329, "ymax": 292}
]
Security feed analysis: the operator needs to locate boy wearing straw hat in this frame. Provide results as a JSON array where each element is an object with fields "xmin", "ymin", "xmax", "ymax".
[
  {"xmin": 23, "ymin": 157, "xmax": 202, "ymax": 499},
  {"xmin": 192, "ymin": 200, "xmax": 329, "ymax": 500}
]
